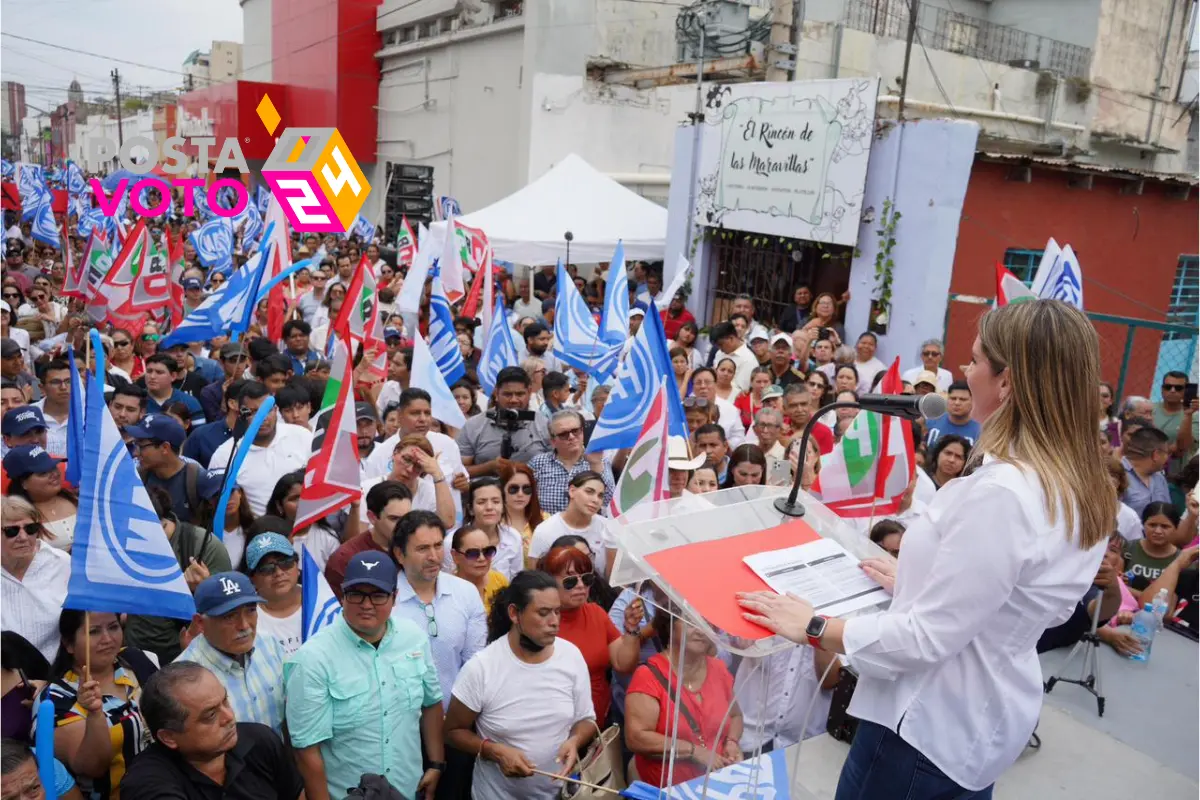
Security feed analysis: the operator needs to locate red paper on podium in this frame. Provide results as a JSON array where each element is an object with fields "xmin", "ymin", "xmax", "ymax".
[{"xmin": 644, "ymin": 518, "xmax": 822, "ymax": 639}]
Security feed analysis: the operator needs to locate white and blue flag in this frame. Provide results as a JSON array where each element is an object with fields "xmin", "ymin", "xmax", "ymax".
[
  {"xmin": 192, "ymin": 185, "xmax": 213, "ymax": 221},
  {"xmin": 553, "ymin": 260, "xmax": 621, "ymax": 381},
  {"xmin": 429, "ymin": 275, "xmax": 466, "ymax": 385},
  {"xmin": 65, "ymin": 346, "xmax": 86, "ymax": 487},
  {"xmin": 478, "ymin": 294, "xmax": 519, "ymax": 396},
  {"xmin": 352, "ymin": 214, "xmax": 377, "ymax": 244},
  {"xmin": 1034, "ymin": 243, "xmax": 1084, "ymax": 310},
  {"xmin": 411, "ymin": 332, "xmax": 467, "ymax": 428},
  {"xmin": 64, "ymin": 330, "xmax": 195, "ymax": 621},
  {"xmin": 160, "ymin": 235, "xmax": 273, "ymax": 348},
  {"xmin": 301, "ymin": 548, "xmax": 342, "ymax": 642},
  {"xmin": 667, "ymin": 751, "xmax": 790, "ymax": 799},
  {"xmin": 598, "ymin": 241, "xmax": 629, "ymax": 346},
  {"xmin": 0, "ymin": 159, "xmax": 13, "ymax": 180},
  {"xmin": 255, "ymin": 184, "xmax": 272, "ymax": 215},
  {"xmin": 190, "ymin": 217, "xmax": 235, "ymax": 272},
  {"xmin": 587, "ymin": 298, "xmax": 687, "ymax": 452},
  {"xmin": 17, "ymin": 163, "xmax": 51, "ymax": 220},
  {"xmin": 29, "ymin": 202, "xmax": 59, "ymax": 249},
  {"xmin": 65, "ymin": 160, "xmax": 87, "ymax": 196}
]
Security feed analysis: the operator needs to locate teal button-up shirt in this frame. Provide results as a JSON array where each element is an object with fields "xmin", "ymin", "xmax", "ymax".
[{"xmin": 284, "ymin": 615, "xmax": 442, "ymax": 799}]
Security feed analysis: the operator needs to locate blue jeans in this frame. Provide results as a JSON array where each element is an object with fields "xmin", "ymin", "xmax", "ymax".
[{"xmin": 835, "ymin": 721, "xmax": 995, "ymax": 800}]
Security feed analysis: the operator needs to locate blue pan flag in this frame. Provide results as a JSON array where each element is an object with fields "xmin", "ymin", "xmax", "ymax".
[
  {"xmin": 64, "ymin": 329, "xmax": 195, "ymax": 621},
  {"xmin": 65, "ymin": 160, "xmax": 87, "ymax": 196},
  {"xmin": 553, "ymin": 260, "xmax": 621, "ymax": 381},
  {"xmin": 65, "ymin": 346, "xmax": 86, "ymax": 486},
  {"xmin": 29, "ymin": 202, "xmax": 60, "ymax": 249},
  {"xmin": 189, "ymin": 217, "xmax": 234, "ymax": 272},
  {"xmin": 598, "ymin": 241, "xmax": 629, "ymax": 346},
  {"xmin": 301, "ymin": 547, "xmax": 342, "ymax": 641},
  {"xmin": 429, "ymin": 275, "xmax": 466, "ymax": 384},
  {"xmin": 478, "ymin": 294, "xmax": 518, "ymax": 396},
  {"xmin": 210, "ymin": 394, "xmax": 275, "ymax": 541}
]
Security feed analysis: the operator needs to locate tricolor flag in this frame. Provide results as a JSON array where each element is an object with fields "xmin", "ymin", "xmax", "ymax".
[
  {"xmin": 61, "ymin": 226, "xmax": 90, "ymax": 300},
  {"xmin": 294, "ymin": 338, "xmax": 361, "ymax": 530},
  {"xmin": 301, "ymin": 548, "xmax": 342, "ymax": 641},
  {"xmin": 263, "ymin": 194, "xmax": 294, "ymax": 342},
  {"xmin": 610, "ymin": 377, "xmax": 671, "ymax": 517},
  {"xmin": 331, "ymin": 255, "xmax": 386, "ymax": 379},
  {"xmin": 439, "ymin": 209, "xmax": 465, "ymax": 301},
  {"xmin": 396, "ymin": 223, "xmax": 434, "ymax": 314},
  {"xmin": 395, "ymin": 215, "xmax": 417, "ymax": 268},
  {"xmin": 994, "ymin": 262, "xmax": 1036, "ymax": 307},
  {"xmin": 811, "ymin": 358, "xmax": 914, "ymax": 518}
]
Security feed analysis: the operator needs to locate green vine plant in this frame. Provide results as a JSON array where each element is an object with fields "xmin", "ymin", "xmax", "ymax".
[{"xmin": 873, "ymin": 197, "xmax": 901, "ymax": 328}]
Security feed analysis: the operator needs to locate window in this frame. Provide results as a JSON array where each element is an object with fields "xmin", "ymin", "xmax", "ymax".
[
  {"xmin": 1165, "ymin": 255, "xmax": 1198, "ymax": 341},
  {"xmin": 1003, "ymin": 248, "xmax": 1042, "ymax": 287}
]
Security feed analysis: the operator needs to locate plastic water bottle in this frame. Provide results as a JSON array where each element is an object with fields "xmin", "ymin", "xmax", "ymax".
[
  {"xmin": 1152, "ymin": 588, "xmax": 1169, "ymax": 629},
  {"xmin": 1129, "ymin": 603, "xmax": 1157, "ymax": 663}
]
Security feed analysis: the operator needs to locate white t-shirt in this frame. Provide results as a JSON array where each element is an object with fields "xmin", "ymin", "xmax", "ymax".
[
  {"xmin": 855, "ymin": 357, "xmax": 887, "ymax": 393},
  {"xmin": 714, "ymin": 397, "xmax": 746, "ymax": 448},
  {"xmin": 529, "ymin": 513, "xmax": 615, "ymax": 575},
  {"xmin": 209, "ymin": 422, "xmax": 313, "ymax": 516},
  {"xmin": 452, "ymin": 637, "xmax": 595, "ymax": 800},
  {"xmin": 902, "ymin": 366, "xmax": 954, "ymax": 393},
  {"xmin": 255, "ymin": 604, "xmax": 303, "ymax": 657},
  {"xmin": 223, "ymin": 528, "xmax": 246, "ymax": 571}
]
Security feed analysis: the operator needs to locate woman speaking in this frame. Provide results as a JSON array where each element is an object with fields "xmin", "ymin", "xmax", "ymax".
[{"xmin": 739, "ymin": 300, "xmax": 1115, "ymax": 799}]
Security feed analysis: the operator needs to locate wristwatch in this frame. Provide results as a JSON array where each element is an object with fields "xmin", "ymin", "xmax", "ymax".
[
  {"xmin": 805, "ymin": 615, "xmax": 829, "ymax": 649},
  {"xmin": 428, "ymin": 761, "xmax": 447, "ymax": 772}
]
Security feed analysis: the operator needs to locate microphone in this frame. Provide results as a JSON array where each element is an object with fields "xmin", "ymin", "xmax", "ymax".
[{"xmin": 855, "ymin": 392, "xmax": 947, "ymax": 421}]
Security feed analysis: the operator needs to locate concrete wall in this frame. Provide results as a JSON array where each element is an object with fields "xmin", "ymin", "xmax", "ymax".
[
  {"xmin": 241, "ymin": 0, "xmax": 274, "ymax": 82},
  {"xmin": 1092, "ymin": 0, "xmax": 1190, "ymax": 96},
  {"xmin": 986, "ymin": 0, "xmax": 1102, "ymax": 51},
  {"xmin": 210, "ymin": 41, "xmax": 244, "ymax": 83},
  {"xmin": 593, "ymin": 0, "xmax": 691, "ymax": 66},
  {"xmin": 843, "ymin": 119, "xmax": 980, "ymax": 370},
  {"xmin": 376, "ymin": 22, "xmax": 526, "ymax": 212}
]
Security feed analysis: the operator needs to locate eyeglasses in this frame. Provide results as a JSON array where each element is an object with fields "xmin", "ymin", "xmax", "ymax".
[
  {"xmin": 921, "ymin": 351, "xmax": 941, "ymax": 358},
  {"xmin": 682, "ymin": 397, "xmax": 711, "ymax": 409},
  {"xmin": 552, "ymin": 426, "xmax": 583, "ymax": 440},
  {"xmin": 423, "ymin": 602, "xmax": 438, "ymax": 638},
  {"xmin": 1162, "ymin": 383, "xmax": 1186, "ymax": 392},
  {"xmin": 2, "ymin": 293, "xmax": 19, "ymax": 300},
  {"xmin": 141, "ymin": 334, "xmax": 160, "ymax": 342},
  {"xmin": 133, "ymin": 439, "xmax": 166, "ymax": 451},
  {"xmin": 255, "ymin": 555, "xmax": 298, "ymax": 575},
  {"xmin": 2, "ymin": 522, "xmax": 43, "ymax": 539},
  {"xmin": 344, "ymin": 590, "xmax": 392, "ymax": 606},
  {"xmin": 506, "ymin": 484, "xmax": 533, "ymax": 496},
  {"xmin": 561, "ymin": 572, "xmax": 596, "ymax": 590},
  {"xmin": 456, "ymin": 545, "xmax": 498, "ymax": 561},
  {"xmin": 30, "ymin": 295, "xmax": 45, "ymax": 302},
  {"xmin": 113, "ymin": 340, "xmax": 132, "ymax": 348}
]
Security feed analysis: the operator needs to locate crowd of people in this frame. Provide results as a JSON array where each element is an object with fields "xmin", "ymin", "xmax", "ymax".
[{"xmin": 0, "ymin": 211, "xmax": 1196, "ymax": 800}]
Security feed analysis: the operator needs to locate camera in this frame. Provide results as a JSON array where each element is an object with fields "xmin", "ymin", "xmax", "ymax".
[
  {"xmin": 817, "ymin": 328, "xmax": 833, "ymax": 342},
  {"xmin": 486, "ymin": 407, "xmax": 536, "ymax": 431}
]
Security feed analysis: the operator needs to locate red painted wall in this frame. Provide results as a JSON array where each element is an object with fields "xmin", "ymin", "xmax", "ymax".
[
  {"xmin": 272, "ymin": 0, "xmax": 381, "ymax": 164},
  {"xmin": 945, "ymin": 160, "xmax": 1198, "ymax": 397},
  {"xmin": 177, "ymin": 81, "xmax": 288, "ymax": 161}
]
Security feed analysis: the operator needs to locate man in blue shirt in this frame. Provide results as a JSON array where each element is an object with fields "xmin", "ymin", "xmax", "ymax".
[
  {"xmin": 142, "ymin": 353, "xmax": 205, "ymax": 424},
  {"xmin": 925, "ymin": 380, "xmax": 982, "ymax": 447},
  {"xmin": 1120, "ymin": 426, "xmax": 1173, "ymax": 517},
  {"xmin": 285, "ymin": 552, "xmax": 445, "ymax": 800},
  {"xmin": 127, "ymin": 413, "xmax": 223, "ymax": 522},
  {"xmin": 282, "ymin": 320, "xmax": 321, "ymax": 376}
]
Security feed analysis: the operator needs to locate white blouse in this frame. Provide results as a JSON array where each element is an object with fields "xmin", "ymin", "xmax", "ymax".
[{"xmin": 841, "ymin": 456, "xmax": 1107, "ymax": 791}]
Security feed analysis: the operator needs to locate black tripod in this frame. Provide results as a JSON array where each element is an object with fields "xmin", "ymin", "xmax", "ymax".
[{"xmin": 1044, "ymin": 596, "xmax": 1106, "ymax": 717}]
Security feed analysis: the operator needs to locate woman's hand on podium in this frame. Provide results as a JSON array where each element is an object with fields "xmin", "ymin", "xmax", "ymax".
[
  {"xmin": 860, "ymin": 558, "xmax": 897, "ymax": 594},
  {"xmin": 736, "ymin": 591, "xmax": 814, "ymax": 644}
]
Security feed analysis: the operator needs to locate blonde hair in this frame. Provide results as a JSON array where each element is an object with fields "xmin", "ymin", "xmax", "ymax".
[
  {"xmin": 973, "ymin": 300, "xmax": 1116, "ymax": 548},
  {"xmin": 1, "ymin": 495, "xmax": 41, "ymax": 525}
]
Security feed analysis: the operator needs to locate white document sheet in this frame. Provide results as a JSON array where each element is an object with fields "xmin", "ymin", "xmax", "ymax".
[{"xmin": 743, "ymin": 539, "xmax": 889, "ymax": 617}]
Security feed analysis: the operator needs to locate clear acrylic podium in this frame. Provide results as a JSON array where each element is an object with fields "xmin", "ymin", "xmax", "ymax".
[{"xmin": 608, "ymin": 484, "xmax": 890, "ymax": 658}]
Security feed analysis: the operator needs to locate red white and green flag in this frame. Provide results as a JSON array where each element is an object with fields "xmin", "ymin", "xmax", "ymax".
[
  {"xmin": 332, "ymin": 255, "xmax": 387, "ymax": 379},
  {"xmin": 395, "ymin": 215, "xmax": 417, "ymax": 268},
  {"xmin": 995, "ymin": 262, "xmax": 1037, "ymax": 307},
  {"xmin": 294, "ymin": 337, "xmax": 362, "ymax": 530},
  {"xmin": 812, "ymin": 358, "xmax": 914, "ymax": 518},
  {"xmin": 610, "ymin": 377, "xmax": 671, "ymax": 517}
]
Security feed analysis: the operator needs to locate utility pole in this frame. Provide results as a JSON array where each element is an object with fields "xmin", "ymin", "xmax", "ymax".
[
  {"xmin": 767, "ymin": 0, "xmax": 797, "ymax": 82},
  {"xmin": 111, "ymin": 68, "xmax": 123, "ymax": 146},
  {"xmin": 897, "ymin": 0, "xmax": 919, "ymax": 120}
]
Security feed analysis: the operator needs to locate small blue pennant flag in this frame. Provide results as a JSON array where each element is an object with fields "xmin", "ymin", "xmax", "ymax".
[
  {"xmin": 553, "ymin": 260, "xmax": 621, "ymax": 381},
  {"xmin": 65, "ymin": 160, "xmax": 87, "ymax": 195},
  {"xmin": 429, "ymin": 275, "xmax": 466, "ymax": 385},
  {"xmin": 598, "ymin": 241, "xmax": 629, "ymax": 346},
  {"xmin": 64, "ymin": 329, "xmax": 195, "ymax": 621},
  {"xmin": 160, "ymin": 233, "xmax": 273, "ymax": 348},
  {"xmin": 301, "ymin": 547, "xmax": 342, "ymax": 642},
  {"xmin": 478, "ymin": 294, "xmax": 519, "ymax": 396},
  {"xmin": 65, "ymin": 346, "xmax": 86, "ymax": 487},
  {"xmin": 29, "ymin": 202, "xmax": 60, "ymax": 249}
]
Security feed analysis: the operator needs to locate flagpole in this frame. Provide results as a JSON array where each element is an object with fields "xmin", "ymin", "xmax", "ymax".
[{"xmin": 83, "ymin": 611, "xmax": 91, "ymax": 682}]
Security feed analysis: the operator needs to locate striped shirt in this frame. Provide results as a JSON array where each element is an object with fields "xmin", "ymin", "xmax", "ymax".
[
  {"xmin": 177, "ymin": 632, "xmax": 285, "ymax": 733},
  {"xmin": 44, "ymin": 667, "xmax": 150, "ymax": 800},
  {"xmin": 1, "ymin": 542, "xmax": 70, "ymax": 662}
]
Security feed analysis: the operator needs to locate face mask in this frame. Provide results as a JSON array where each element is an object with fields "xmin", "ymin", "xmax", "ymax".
[{"xmin": 516, "ymin": 620, "xmax": 546, "ymax": 653}]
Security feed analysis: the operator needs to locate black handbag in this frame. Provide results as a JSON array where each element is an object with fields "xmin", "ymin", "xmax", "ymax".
[{"xmin": 825, "ymin": 663, "xmax": 860, "ymax": 743}]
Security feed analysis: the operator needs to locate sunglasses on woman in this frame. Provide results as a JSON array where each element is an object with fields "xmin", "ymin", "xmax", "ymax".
[
  {"xmin": 506, "ymin": 484, "xmax": 533, "ymax": 496},
  {"xmin": 255, "ymin": 556, "xmax": 299, "ymax": 575},
  {"xmin": 2, "ymin": 522, "xmax": 43, "ymax": 539},
  {"xmin": 2, "ymin": 292, "xmax": 19, "ymax": 300},
  {"xmin": 561, "ymin": 572, "xmax": 596, "ymax": 590},
  {"xmin": 455, "ymin": 545, "xmax": 498, "ymax": 561}
]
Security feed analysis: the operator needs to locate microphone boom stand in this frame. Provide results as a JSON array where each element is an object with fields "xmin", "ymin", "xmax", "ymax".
[{"xmin": 775, "ymin": 401, "xmax": 863, "ymax": 518}]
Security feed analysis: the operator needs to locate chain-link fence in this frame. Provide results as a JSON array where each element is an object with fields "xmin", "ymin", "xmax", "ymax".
[{"xmin": 943, "ymin": 298, "xmax": 1198, "ymax": 404}]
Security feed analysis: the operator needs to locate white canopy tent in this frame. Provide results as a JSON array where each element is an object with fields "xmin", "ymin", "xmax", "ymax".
[{"xmin": 433, "ymin": 153, "xmax": 668, "ymax": 266}]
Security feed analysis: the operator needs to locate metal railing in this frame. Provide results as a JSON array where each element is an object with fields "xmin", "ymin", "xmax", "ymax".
[{"xmin": 844, "ymin": 0, "xmax": 1092, "ymax": 78}]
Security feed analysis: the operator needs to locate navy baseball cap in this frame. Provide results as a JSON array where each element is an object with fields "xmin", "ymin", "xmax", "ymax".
[
  {"xmin": 124, "ymin": 414, "xmax": 187, "ymax": 451},
  {"xmin": 245, "ymin": 533, "xmax": 296, "ymax": 572},
  {"xmin": 2, "ymin": 406, "xmax": 47, "ymax": 437},
  {"xmin": 2, "ymin": 445, "xmax": 62, "ymax": 479},
  {"xmin": 383, "ymin": 327, "xmax": 403, "ymax": 341},
  {"xmin": 182, "ymin": 277, "xmax": 203, "ymax": 290},
  {"xmin": 342, "ymin": 551, "xmax": 398, "ymax": 593},
  {"xmin": 194, "ymin": 572, "xmax": 263, "ymax": 617}
]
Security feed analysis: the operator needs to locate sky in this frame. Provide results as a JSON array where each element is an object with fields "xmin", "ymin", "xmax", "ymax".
[{"xmin": 0, "ymin": 0, "xmax": 243, "ymax": 114}]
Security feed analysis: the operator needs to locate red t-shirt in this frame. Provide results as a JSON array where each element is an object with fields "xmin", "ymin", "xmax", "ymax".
[
  {"xmin": 324, "ymin": 533, "xmax": 387, "ymax": 599},
  {"xmin": 783, "ymin": 419, "xmax": 834, "ymax": 455},
  {"xmin": 626, "ymin": 653, "xmax": 735, "ymax": 788},
  {"xmin": 661, "ymin": 309, "xmax": 696, "ymax": 341},
  {"xmin": 558, "ymin": 603, "xmax": 620, "ymax": 726}
]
